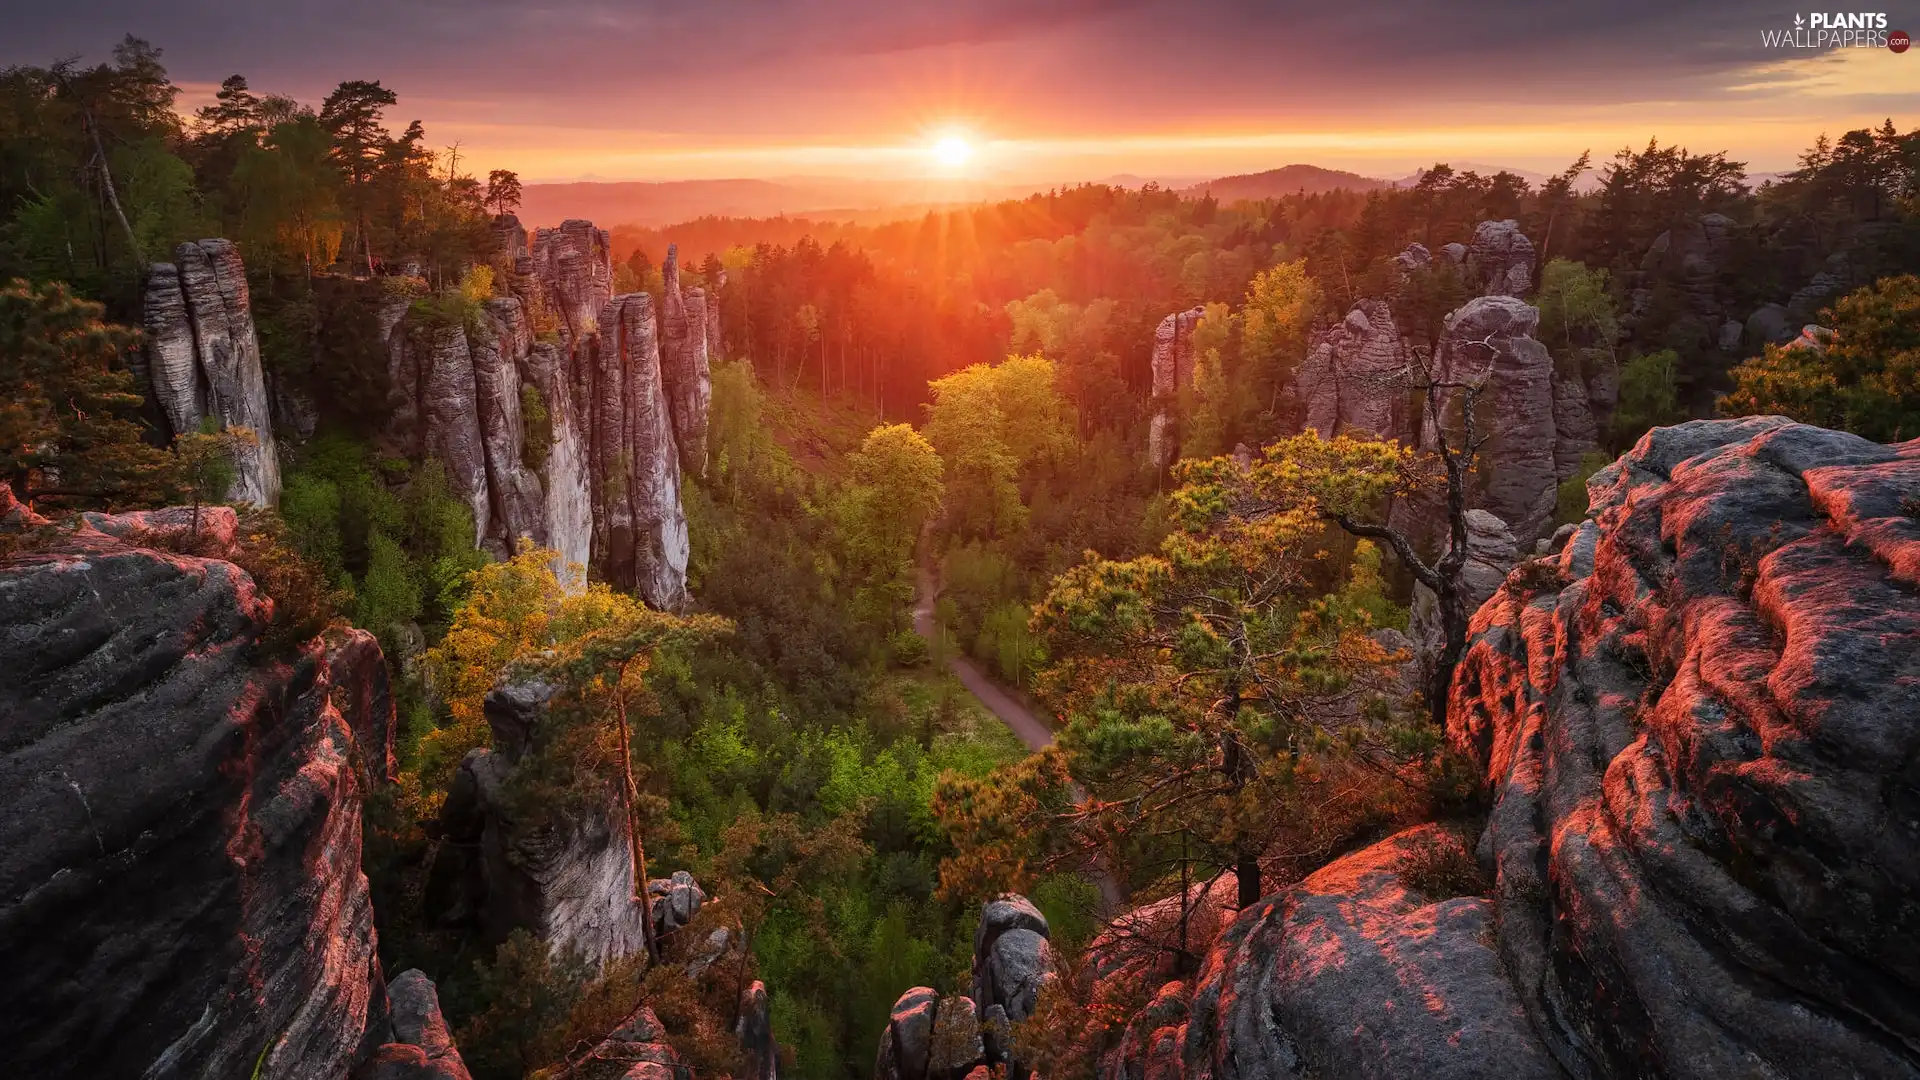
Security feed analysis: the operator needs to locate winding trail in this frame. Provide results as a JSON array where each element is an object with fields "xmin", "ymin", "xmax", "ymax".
[
  {"xmin": 913, "ymin": 552, "xmax": 1128, "ymax": 914},
  {"xmin": 912, "ymin": 561, "xmax": 1055, "ymax": 751}
]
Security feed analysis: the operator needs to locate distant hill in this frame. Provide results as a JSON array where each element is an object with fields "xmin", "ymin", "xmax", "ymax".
[
  {"xmin": 1184, "ymin": 164, "xmax": 1391, "ymax": 201},
  {"xmin": 517, "ymin": 175, "xmax": 1048, "ymax": 229}
]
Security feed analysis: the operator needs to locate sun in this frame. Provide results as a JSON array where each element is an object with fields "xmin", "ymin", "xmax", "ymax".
[{"xmin": 931, "ymin": 134, "xmax": 974, "ymax": 168}]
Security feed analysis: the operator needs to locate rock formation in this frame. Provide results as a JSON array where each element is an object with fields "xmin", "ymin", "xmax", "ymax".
[
  {"xmin": 0, "ymin": 508, "xmax": 390, "ymax": 1078},
  {"xmin": 878, "ymin": 895, "xmax": 1056, "ymax": 1080},
  {"xmin": 660, "ymin": 245, "xmax": 713, "ymax": 478},
  {"xmin": 472, "ymin": 299, "xmax": 549, "ymax": 555},
  {"xmin": 649, "ymin": 869, "xmax": 707, "ymax": 937},
  {"xmin": 420, "ymin": 322, "xmax": 496, "ymax": 552},
  {"xmin": 592, "ymin": 293, "xmax": 691, "ymax": 610},
  {"xmin": 522, "ymin": 335, "xmax": 595, "ymax": 579},
  {"xmin": 1407, "ymin": 508, "xmax": 1520, "ymax": 683},
  {"xmin": 431, "ymin": 677, "xmax": 654, "ymax": 968},
  {"xmin": 1296, "ymin": 299, "xmax": 1408, "ymax": 439},
  {"xmin": 1449, "ymin": 416, "xmax": 1920, "ymax": 1078},
  {"xmin": 529, "ymin": 219, "xmax": 614, "ymax": 347},
  {"xmin": 1467, "ymin": 218, "xmax": 1535, "ymax": 296},
  {"xmin": 1298, "ymin": 223, "xmax": 1607, "ymax": 550},
  {"xmin": 1148, "ymin": 305, "xmax": 1208, "ymax": 468},
  {"xmin": 736, "ymin": 980, "xmax": 778, "ymax": 1080},
  {"xmin": 144, "ymin": 219, "xmax": 700, "ymax": 606},
  {"xmin": 143, "ymin": 239, "xmax": 282, "ymax": 505},
  {"xmin": 706, "ymin": 266, "xmax": 727, "ymax": 360},
  {"xmin": 355, "ymin": 970, "xmax": 472, "ymax": 1080},
  {"xmin": 1436, "ymin": 294, "xmax": 1561, "ymax": 542},
  {"xmin": 1184, "ymin": 824, "xmax": 1559, "ymax": 1079},
  {"xmin": 553, "ymin": 1004, "xmax": 684, "ymax": 1080}
]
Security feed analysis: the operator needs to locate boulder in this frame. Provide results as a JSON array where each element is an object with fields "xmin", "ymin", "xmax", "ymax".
[
  {"xmin": 1746, "ymin": 301, "xmax": 1796, "ymax": 347},
  {"xmin": 0, "ymin": 515, "xmax": 388, "ymax": 1078},
  {"xmin": 1468, "ymin": 219, "xmax": 1534, "ymax": 297},
  {"xmin": 876, "ymin": 987, "xmax": 939, "ymax": 1080},
  {"xmin": 1176, "ymin": 825, "xmax": 1560, "ymax": 1080},
  {"xmin": 355, "ymin": 970, "xmax": 471, "ymax": 1080},
  {"xmin": 1450, "ymin": 417, "xmax": 1920, "ymax": 1078},
  {"xmin": 648, "ymin": 869, "xmax": 706, "ymax": 937},
  {"xmin": 143, "ymin": 240, "xmax": 282, "ymax": 505}
]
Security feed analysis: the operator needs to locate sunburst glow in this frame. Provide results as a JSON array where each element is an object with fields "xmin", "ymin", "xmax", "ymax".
[{"xmin": 931, "ymin": 135, "xmax": 974, "ymax": 168}]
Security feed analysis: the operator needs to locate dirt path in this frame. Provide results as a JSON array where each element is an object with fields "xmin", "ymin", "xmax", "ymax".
[
  {"xmin": 912, "ymin": 561, "xmax": 1056, "ymax": 751},
  {"xmin": 913, "ymin": 553, "xmax": 1128, "ymax": 913}
]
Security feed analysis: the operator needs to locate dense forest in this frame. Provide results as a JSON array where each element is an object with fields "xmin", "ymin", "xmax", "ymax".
[{"xmin": 4, "ymin": 34, "xmax": 1920, "ymax": 1080}]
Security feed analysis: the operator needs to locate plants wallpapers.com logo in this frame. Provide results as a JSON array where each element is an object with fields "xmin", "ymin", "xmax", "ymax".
[{"xmin": 1761, "ymin": 11, "xmax": 1907, "ymax": 48}]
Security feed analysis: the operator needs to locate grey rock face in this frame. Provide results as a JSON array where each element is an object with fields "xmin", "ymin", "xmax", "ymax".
[
  {"xmin": 1298, "ymin": 299, "xmax": 1408, "ymax": 440},
  {"xmin": 522, "ymin": 339, "xmax": 594, "ymax": 580},
  {"xmin": 472, "ymin": 299, "xmax": 548, "ymax": 554},
  {"xmin": 736, "ymin": 980, "xmax": 778, "ymax": 1080},
  {"xmin": 0, "ymin": 516, "xmax": 388, "ymax": 1079},
  {"xmin": 1452, "ymin": 417, "xmax": 1920, "ymax": 1079},
  {"xmin": 432, "ymin": 677, "xmax": 651, "ymax": 968},
  {"xmin": 492, "ymin": 213, "xmax": 528, "ymax": 261},
  {"xmin": 143, "ymin": 240, "xmax": 282, "ymax": 505},
  {"xmin": 378, "ymin": 284, "xmax": 426, "ymax": 456},
  {"xmin": 1746, "ymin": 301, "xmax": 1796, "ymax": 347},
  {"xmin": 1551, "ymin": 370, "xmax": 1601, "ymax": 479},
  {"xmin": 1149, "ymin": 305, "xmax": 1208, "ymax": 467},
  {"xmin": 420, "ymin": 323, "xmax": 494, "ymax": 553},
  {"xmin": 598, "ymin": 293, "xmax": 690, "ymax": 611},
  {"xmin": 1467, "ymin": 219, "xmax": 1535, "ymax": 296},
  {"xmin": 530, "ymin": 220, "xmax": 613, "ymax": 347},
  {"xmin": 1438, "ymin": 295, "xmax": 1559, "ymax": 542},
  {"xmin": 706, "ymin": 266, "xmax": 726, "ymax": 360},
  {"xmin": 1181, "ymin": 825, "xmax": 1560, "ymax": 1080},
  {"xmin": 326, "ymin": 626, "xmax": 397, "ymax": 784},
  {"xmin": 659, "ymin": 247, "xmax": 713, "ymax": 477},
  {"xmin": 1408, "ymin": 508, "xmax": 1520, "ymax": 697},
  {"xmin": 360, "ymin": 970, "xmax": 472, "ymax": 1080}
]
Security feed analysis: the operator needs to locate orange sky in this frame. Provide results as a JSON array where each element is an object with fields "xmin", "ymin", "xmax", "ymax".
[{"xmin": 13, "ymin": 1, "xmax": 1920, "ymax": 184}]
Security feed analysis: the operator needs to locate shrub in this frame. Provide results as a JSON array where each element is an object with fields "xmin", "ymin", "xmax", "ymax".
[
  {"xmin": 1555, "ymin": 451, "xmax": 1613, "ymax": 525},
  {"xmin": 889, "ymin": 629, "xmax": 930, "ymax": 668},
  {"xmin": 520, "ymin": 383, "xmax": 551, "ymax": 472},
  {"xmin": 1394, "ymin": 829, "xmax": 1486, "ymax": 899}
]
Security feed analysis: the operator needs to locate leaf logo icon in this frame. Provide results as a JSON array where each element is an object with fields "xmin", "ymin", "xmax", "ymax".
[{"xmin": 1794, "ymin": 12, "xmax": 1805, "ymax": 25}]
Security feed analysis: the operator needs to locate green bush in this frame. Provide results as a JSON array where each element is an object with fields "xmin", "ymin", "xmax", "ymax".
[
  {"xmin": 519, "ymin": 383, "xmax": 551, "ymax": 472},
  {"xmin": 1555, "ymin": 451, "xmax": 1613, "ymax": 526}
]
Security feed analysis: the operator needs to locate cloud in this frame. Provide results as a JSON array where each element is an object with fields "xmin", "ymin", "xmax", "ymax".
[{"xmin": 2, "ymin": 0, "xmax": 1904, "ymax": 177}]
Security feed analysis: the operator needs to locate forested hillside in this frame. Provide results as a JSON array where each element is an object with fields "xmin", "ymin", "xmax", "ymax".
[{"xmin": 3, "ymin": 32, "xmax": 1919, "ymax": 1080}]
